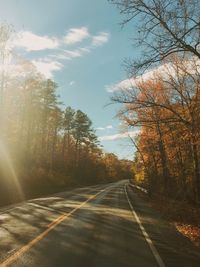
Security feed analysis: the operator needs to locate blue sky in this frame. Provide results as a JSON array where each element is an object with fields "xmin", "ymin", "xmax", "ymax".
[{"xmin": 0, "ymin": 0, "xmax": 140, "ymax": 159}]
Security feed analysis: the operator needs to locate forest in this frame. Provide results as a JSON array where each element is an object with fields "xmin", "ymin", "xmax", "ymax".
[
  {"xmin": 0, "ymin": 24, "xmax": 133, "ymax": 206},
  {"xmin": 1, "ymin": 0, "xmax": 200, "ymax": 208},
  {"xmin": 111, "ymin": 0, "xmax": 200, "ymax": 202}
]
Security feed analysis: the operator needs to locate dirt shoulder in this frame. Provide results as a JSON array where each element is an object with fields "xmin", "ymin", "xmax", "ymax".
[{"xmin": 131, "ymin": 185, "xmax": 200, "ymax": 248}]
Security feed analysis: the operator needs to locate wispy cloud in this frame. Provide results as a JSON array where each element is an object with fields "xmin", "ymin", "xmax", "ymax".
[
  {"xmin": 14, "ymin": 28, "xmax": 110, "ymax": 53},
  {"xmin": 14, "ymin": 31, "xmax": 59, "ymax": 51},
  {"xmin": 13, "ymin": 27, "xmax": 110, "ymax": 78},
  {"xmin": 51, "ymin": 32, "xmax": 109, "ymax": 61},
  {"xmin": 106, "ymin": 125, "xmax": 113, "ymax": 129},
  {"xmin": 105, "ymin": 64, "xmax": 173, "ymax": 93},
  {"xmin": 64, "ymin": 48, "xmax": 90, "ymax": 59},
  {"xmin": 105, "ymin": 78, "xmax": 136, "ymax": 93},
  {"xmin": 69, "ymin": 80, "xmax": 75, "ymax": 86},
  {"xmin": 32, "ymin": 59, "xmax": 63, "ymax": 78},
  {"xmin": 99, "ymin": 130, "xmax": 139, "ymax": 141},
  {"xmin": 64, "ymin": 27, "xmax": 90, "ymax": 45},
  {"xmin": 63, "ymin": 27, "xmax": 110, "ymax": 47},
  {"xmin": 50, "ymin": 47, "xmax": 91, "ymax": 61},
  {"xmin": 64, "ymin": 49, "xmax": 82, "ymax": 58},
  {"xmin": 92, "ymin": 32, "xmax": 110, "ymax": 47},
  {"xmin": 96, "ymin": 127, "xmax": 105, "ymax": 131},
  {"xmin": 105, "ymin": 62, "xmax": 186, "ymax": 93},
  {"xmin": 96, "ymin": 125, "xmax": 113, "ymax": 131}
]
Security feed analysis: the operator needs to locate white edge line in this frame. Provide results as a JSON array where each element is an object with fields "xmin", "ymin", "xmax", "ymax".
[
  {"xmin": 129, "ymin": 183, "xmax": 148, "ymax": 194},
  {"xmin": 124, "ymin": 184, "xmax": 166, "ymax": 267}
]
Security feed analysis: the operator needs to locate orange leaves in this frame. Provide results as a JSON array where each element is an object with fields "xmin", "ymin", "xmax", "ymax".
[
  {"xmin": 175, "ymin": 223, "xmax": 200, "ymax": 247},
  {"xmin": 112, "ymin": 55, "xmax": 200, "ymax": 199}
]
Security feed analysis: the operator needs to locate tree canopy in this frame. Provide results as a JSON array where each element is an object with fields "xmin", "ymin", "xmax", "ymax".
[{"xmin": 110, "ymin": 0, "xmax": 200, "ymax": 202}]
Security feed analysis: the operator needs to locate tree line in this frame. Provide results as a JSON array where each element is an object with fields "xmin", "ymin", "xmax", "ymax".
[
  {"xmin": 0, "ymin": 24, "xmax": 133, "ymax": 206},
  {"xmin": 110, "ymin": 0, "xmax": 200, "ymax": 201}
]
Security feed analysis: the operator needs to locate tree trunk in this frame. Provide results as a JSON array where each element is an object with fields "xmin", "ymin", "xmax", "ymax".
[
  {"xmin": 191, "ymin": 137, "xmax": 200, "ymax": 201},
  {"xmin": 156, "ymin": 123, "xmax": 171, "ymax": 195}
]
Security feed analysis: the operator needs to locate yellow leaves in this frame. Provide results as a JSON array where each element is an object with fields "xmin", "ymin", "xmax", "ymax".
[
  {"xmin": 135, "ymin": 170, "xmax": 145, "ymax": 184},
  {"xmin": 137, "ymin": 78, "xmax": 165, "ymax": 103},
  {"xmin": 175, "ymin": 223, "xmax": 200, "ymax": 247}
]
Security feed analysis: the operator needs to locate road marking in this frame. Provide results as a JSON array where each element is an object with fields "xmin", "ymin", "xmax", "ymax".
[
  {"xmin": 0, "ymin": 187, "xmax": 109, "ymax": 267},
  {"xmin": 129, "ymin": 182, "xmax": 148, "ymax": 194},
  {"xmin": 124, "ymin": 184, "xmax": 166, "ymax": 267}
]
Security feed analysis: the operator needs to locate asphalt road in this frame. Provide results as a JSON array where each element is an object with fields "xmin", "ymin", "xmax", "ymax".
[{"xmin": 0, "ymin": 180, "xmax": 200, "ymax": 267}]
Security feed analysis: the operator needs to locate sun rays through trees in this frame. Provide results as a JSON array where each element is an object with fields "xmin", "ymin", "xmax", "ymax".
[{"xmin": 0, "ymin": 23, "xmax": 133, "ymax": 206}]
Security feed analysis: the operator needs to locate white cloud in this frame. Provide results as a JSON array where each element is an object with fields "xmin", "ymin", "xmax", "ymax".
[
  {"xmin": 106, "ymin": 63, "xmax": 176, "ymax": 93},
  {"xmin": 96, "ymin": 125, "xmax": 113, "ymax": 131},
  {"xmin": 106, "ymin": 59, "xmax": 200, "ymax": 93},
  {"xmin": 99, "ymin": 130, "xmax": 139, "ymax": 141},
  {"xmin": 79, "ymin": 47, "xmax": 90, "ymax": 53},
  {"xmin": 96, "ymin": 127, "xmax": 105, "ymax": 131},
  {"xmin": 32, "ymin": 59, "xmax": 63, "ymax": 78},
  {"xmin": 11, "ymin": 27, "xmax": 111, "ymax": 78},
  {"xmin": 14, "ymin": 31, "xmax": 59, "ymax": 51},
  {"xmin": 64, "ymin": 27, "xmax": 90, "ymax": 45},
  {"xmin": 92, "ymin": 32, "xmax": 110, "ymax": 47},
  {"xmin": 106, "ymin": 125, "xmax": 113, "ymax": 129},
  {"xmin": 51, "ymin": 47, "xmax": 91, "ymax": 61},
  {"xmin": 64, "ymin": 49, "xmax": 82, "ymax": 58},
  {"xmin": 69, "ymin": 81, "xmax": 75, "ymax": 86},
  {"xmin": 48, "ymin": 53, "xmax": 66, "ymax": 60},
  {"xmin": 105, "ymin": 79, "xmax": 136, "ymax": 93}
]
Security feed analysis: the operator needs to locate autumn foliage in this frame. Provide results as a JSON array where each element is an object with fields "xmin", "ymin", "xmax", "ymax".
[{"xmin": 113, "ymin": 56, "xmax": 200, "ymax": 201}]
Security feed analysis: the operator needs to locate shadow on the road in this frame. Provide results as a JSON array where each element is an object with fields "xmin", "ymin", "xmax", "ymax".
[
  {"xmin": 0, "ymin": 183, "xmax": 200, "ymax": 267},
  {"xmin": 0, "ymin": 185, "xmax": 153, "ymax": 267},
  {"xmin": 21, "ymin": 185, "xmax": 153, "ymax": 267}
]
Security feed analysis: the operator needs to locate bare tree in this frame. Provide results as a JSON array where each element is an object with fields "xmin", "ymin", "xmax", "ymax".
[{"xmin": 110, "ymin": 0, "xmax": 200, "ymax": 73}]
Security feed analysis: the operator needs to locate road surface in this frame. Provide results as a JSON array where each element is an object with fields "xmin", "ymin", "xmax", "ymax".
[{"xmin": 0, "ymin": 180, "xmax": 199, "ymax": 267}]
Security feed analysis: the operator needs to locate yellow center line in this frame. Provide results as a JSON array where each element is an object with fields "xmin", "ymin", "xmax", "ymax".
[{"xmin": 0, "ymin": 187, "xmax": 107, "ymax": 267}]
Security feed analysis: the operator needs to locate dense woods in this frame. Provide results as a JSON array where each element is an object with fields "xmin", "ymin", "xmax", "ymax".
[
  {"xmin": 111, "ymin": 0, "xmax": 200, "ymax": 202},
  {"xmin": 0, "ymin": 24, "xmax": 133, "ymax": 206},
  {"xmin": 113, "ymin": 56, "xmax": 200, "ymax": 201}
]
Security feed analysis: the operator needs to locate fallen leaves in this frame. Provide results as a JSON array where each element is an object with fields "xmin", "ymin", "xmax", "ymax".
[{"xmin": 175, "ymin": 223, "xmax": 200, "ymax": 247}]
